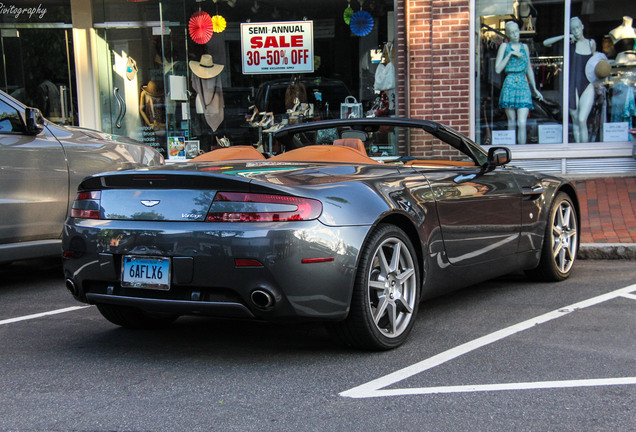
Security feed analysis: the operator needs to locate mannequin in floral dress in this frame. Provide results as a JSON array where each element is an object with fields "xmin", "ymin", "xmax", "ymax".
[{"xmin": 496, "ymin": 21, "xmax": 543, "ymax": 144}]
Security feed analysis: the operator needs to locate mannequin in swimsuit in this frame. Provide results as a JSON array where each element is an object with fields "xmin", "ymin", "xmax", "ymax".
[
  {"xmin": 544, "ymin": 17, "xmax": 596, "ymax": 143},
  {"xmin": 496, "ymin": 21, "xmax": 543, "ymax": 144}
]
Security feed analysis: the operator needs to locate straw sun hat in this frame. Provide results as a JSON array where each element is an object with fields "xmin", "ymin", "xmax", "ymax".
[{"xmin": 189, "ymin": 54, "xmax": 224, "ymax": 79}]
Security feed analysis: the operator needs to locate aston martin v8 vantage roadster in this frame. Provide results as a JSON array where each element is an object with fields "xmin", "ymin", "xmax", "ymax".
[{"xmin": 62, "ymin": 118, "xmax": 579, "ymax": 350}]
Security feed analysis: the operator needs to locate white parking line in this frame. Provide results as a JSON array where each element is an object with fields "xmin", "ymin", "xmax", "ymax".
[
  {"xmin": 621, "ymin": 293, "xmax": 636, "ymax": 301},
  {"xmin": 0, "ymin": 306, "xmax": 91, "ymax": 326},
  {"xmin": 341, "ymin": 284, "xmax": 636, "ymax": 398}
]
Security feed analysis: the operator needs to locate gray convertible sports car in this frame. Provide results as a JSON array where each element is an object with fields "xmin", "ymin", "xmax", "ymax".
[{"xmin": 62, "ymin": 118, "xmax": 579, "ymax": 350}]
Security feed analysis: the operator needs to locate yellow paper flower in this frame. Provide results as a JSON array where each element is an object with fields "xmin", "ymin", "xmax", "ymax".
[{"xmin": 212, "ymin": 15, "xmax": 227, "ymax": 33}]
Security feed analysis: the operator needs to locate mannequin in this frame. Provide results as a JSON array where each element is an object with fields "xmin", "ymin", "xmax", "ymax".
[
  {"xmin": 544, "ymin": 17, "xmax": 596, "ymax": 142},
  {"xmin": 139, "ymin": 80, "xmax": 165, "ymax": 129},
  {"xmin": 609, "ymin": 16, "xmax": 636, "ymax": 64},
  {"xmin": 609, "ymin": 16, "xmax": 636, "ymax": 45},
  {"xmin": 495, "ymin": 21, "xmax": 543, "ymax": 144},
  {"xmin": 514, "ymin": 0, "xmax": 537, "ymax": 32},
  {"xmin": 189, "ymin": 54, "xmax": 225, "ymax": 132}
]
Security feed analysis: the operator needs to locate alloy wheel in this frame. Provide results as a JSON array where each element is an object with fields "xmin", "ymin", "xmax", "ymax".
[
  {"xmin": 552, "ymin": 199, "xmax": 578, "ymax": 274},
  {"xmin": 367, "ymin": 237, "xmax": 417, "ymax": 338}
]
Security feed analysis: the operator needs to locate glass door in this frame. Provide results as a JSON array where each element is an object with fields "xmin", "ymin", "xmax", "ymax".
[
  {"xmin": 93, "ymin": 1, "xmax": 181, "ymax": 158},
  {"xmin": 0, "ymin": 26, "xmax": 77, "ymax": 125}
]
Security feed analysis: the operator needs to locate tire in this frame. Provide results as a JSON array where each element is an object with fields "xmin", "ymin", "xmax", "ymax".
[
  {"xmin": 96, "ymin": 303, "xmax": 178, "ymax": 329},
  {"xmin": 327, "ymin": 224, "xmax": 420, "ymax": 350},
  {"xmin": 526, "ymin": 192, "xmax": 579, "ymax": 282}
]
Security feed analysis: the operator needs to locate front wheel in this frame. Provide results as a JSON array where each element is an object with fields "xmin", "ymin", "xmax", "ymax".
[
  {"xmin": 327, "ymin": 224, "xmax": 420, "ymax": 350},
  {"xmin": 526, "ymin": 192, "xmax": 579, "ymax": 281}
]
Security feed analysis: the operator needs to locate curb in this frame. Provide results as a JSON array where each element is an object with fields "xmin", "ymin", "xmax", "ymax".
[{"xmin": 578, "ymin": 243, "xmax": 636, "ymax": 260}]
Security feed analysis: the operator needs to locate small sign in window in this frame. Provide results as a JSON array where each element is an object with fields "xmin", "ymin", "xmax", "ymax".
[
  {"xmin": 492, "ymin": 130, "xmax": 516, "ymax": 145},
  {"xmin": 603, "ymin": 122, "xmax": 629, "ymax": 142}
]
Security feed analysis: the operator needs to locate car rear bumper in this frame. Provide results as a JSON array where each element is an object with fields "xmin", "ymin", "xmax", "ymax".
[{"xmin": 63, "ymin": 219, "xmax": 371, "ymax": 321}]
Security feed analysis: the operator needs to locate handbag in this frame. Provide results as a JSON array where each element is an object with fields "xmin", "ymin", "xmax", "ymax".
[
  {"xmin": 374, "ymin": 62, "xmax": 395, "ymax": 91},
  {"xmin": 340, "ymin": 96, "xmax": 363, "ymax": 119},
  {"xmin": 374, "ymin": 43, "xmax": 395, "ymax": 91}
]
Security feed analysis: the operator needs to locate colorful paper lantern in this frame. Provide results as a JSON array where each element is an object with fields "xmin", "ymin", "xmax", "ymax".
[
  {"xmin": 189, "ymin": 10, "xmax": 213, "ymax": 44},
  {"xmin": 350, "ymin": 10, "xmax": 374, "ymax": 37},
  {"xmin": 212, "ymin": 14, "xmax": 227, "ymax": 33}
]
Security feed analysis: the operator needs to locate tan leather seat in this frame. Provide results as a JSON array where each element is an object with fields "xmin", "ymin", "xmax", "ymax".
[
  {"xmin": 191, "ymin": 145, "xmax": 265, "ymax": 162},
  {"xmin": 269, "ymin": 145, "xmax": 379, "ymax": 164},
  {"xmin": 333, "ymin": 138, "xmax": 367, "ymax": 155}
]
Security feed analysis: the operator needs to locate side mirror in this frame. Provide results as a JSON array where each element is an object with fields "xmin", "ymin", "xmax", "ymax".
[
  {"xmin": 486, "ymin": 147, "xmax": 512, "ymax": 170},
  {"xmin": 25, "ymin": 107, "xmax": 45, "ymax": 135}
]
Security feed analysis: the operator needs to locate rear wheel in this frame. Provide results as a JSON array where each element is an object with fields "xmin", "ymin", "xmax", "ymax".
[
  {"xmin": 96, "ymin": 304, "xmax": 178, "ymax": 329},
  {"xmin": 327, "ymin": 224, "xmax": 420, "ymax": 350},
  {"xmin": 526, "ymin": 192, "xmax": 578, "ymax": 281}
]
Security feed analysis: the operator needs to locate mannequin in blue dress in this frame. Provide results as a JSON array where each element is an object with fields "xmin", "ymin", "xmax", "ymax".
[
  {"xmin": 544, "ymin": 17, "xmax": 596, "ymax": 142},
  {"xmin": 496, "ymin": 21, "xmax": 543, "ymax": 144}
]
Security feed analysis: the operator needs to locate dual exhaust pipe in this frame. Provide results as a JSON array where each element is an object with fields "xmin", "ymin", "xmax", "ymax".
[
  {"xmin": 67, "ymin": 278, "xmax": 276, "ymax": 310},
  {"xmin": 250, "ymin": 289, "xmax": 275, "ymax": 309},
  {"xmin": 65, "ymin": 279, "xmax": 78, "ymax": 296}
]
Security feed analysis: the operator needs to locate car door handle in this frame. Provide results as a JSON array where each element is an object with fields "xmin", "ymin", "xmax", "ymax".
[{"xmin": 522, "ymin": 184, "xmax": 544, "ymax": 198}]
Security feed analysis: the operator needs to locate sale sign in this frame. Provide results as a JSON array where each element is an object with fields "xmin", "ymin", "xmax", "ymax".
[{"xmin": 240, "ymin": 21, "xmax": 314, "ymax": 74}]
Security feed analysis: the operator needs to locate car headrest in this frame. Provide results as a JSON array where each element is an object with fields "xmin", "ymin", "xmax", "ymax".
[{"xmin": 333, "ymin": 138, "xmax": 367, "ymax": 155}]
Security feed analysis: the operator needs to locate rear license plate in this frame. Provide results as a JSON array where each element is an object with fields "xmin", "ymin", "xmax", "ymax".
[{"xmin": 121, "ymin": 256, "xmax": 170, "ymax": 290}]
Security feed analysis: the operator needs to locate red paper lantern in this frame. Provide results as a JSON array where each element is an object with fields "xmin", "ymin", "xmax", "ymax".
[{"xmin": 189, "ymin": 11, "xmax": 213, "ymax": 44}]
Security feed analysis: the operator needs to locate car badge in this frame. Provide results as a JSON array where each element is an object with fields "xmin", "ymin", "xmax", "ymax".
[{"xmin": 141, "ymin": 200, "xmax": 160, "ymax": 207}]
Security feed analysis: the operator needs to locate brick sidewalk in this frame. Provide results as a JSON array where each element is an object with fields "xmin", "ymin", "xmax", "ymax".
[{"xmin": 573, "ymin": 177, "xmax": 636, "ymax": 244}]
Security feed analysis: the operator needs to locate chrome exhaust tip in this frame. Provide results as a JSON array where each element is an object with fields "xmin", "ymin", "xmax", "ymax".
[
  {"xmin": 250, "ymin": 289, "xmax": 275, "ymax": 309},
  {"xmin": 65, "ymin": 279, "xmax": 78, "ymax": 296}
]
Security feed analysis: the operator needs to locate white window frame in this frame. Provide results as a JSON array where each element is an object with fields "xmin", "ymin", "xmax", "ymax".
[{"xmin": 469, "ymin": 0, "xmax": 634, "ymax": 165}]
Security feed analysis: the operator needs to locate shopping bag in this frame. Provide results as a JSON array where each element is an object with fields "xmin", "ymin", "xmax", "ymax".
[{"xmin": 340, "ymin": 96, "xmax": 363, "ymax": 119}]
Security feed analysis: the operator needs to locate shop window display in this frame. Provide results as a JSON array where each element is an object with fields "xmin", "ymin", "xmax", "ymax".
[
  {"xmin": 476, "ymin": 0, "xmax": 636, "ymax": 146},
  {"xmin": 88, "ymin": 0, "xmax": 396, "ymax": 159},
  {"xmin": 0, "ymin": 0, "xmax": 77, "ymax": 126}
]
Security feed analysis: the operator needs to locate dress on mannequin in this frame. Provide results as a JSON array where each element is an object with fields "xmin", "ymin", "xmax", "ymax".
[
  {"xmin": 189, "ymin": 54, "xmax": 225, "ymax": 132},
  {"xmin": 495, "ymin": 21, "xmax": 543, "ymax": 144}
]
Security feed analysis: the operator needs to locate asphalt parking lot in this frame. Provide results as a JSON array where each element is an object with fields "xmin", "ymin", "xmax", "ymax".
[{"xmin": 1, "ymin": 259, "xmax": 634, "ymax": 431}]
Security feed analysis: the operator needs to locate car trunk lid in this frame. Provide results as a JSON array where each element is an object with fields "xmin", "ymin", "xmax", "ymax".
[{"xmin": 79, "ymin": 171, "xmax": 255, "ymax": 222}]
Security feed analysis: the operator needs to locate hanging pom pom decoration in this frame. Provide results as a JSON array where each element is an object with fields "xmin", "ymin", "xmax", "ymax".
[
  {"xmin": 343, "ymin": 4, "xmax": 354, "ymax": 25},
  {"xmin": 212, "ymin": 14, "xmax": 227, "ymax": 33},
  {"xmin": 350, "ymin": 10, "xmax": 374, "ymax": 37},
  {"xmin": 189, "ymin": 10, "xmax": 214, "ymax": 44}
]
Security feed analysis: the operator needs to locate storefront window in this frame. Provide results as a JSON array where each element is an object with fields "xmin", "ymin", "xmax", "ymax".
[
  {"xmin": 475, "ymin": 0, "xmax": 636, "ymax": 146},
  {"xmin": 0, "ymin": 0, "xmax": 77, "ymax": 125},
  {"xmin": 92, "ymin": 0, "xmax": 396, "ymax": 159}
]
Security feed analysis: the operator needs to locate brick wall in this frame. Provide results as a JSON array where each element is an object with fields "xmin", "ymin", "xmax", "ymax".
[{"xmin": 397, "ymin": 0, "xmax": 471, "ymax": 157}]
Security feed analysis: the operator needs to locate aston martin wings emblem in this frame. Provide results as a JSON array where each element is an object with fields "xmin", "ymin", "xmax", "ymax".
[{"xmin": 141, "ymin": 200, "xmax": 160, "ymax": 207}]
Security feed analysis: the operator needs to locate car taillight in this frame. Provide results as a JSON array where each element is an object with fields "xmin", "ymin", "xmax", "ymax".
[
  {"xmin": 206, "ymin": 192, "xmax": 322, "ymax": 222},
  {"xmin": 70, "ymin": 191, "xmax": 102, "ymax": 219}
]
